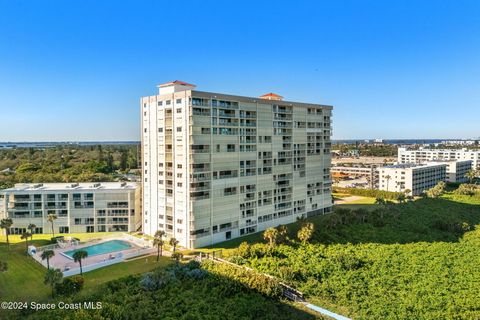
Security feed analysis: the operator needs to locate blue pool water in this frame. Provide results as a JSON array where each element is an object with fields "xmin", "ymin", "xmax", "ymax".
[{"xmin": 62, "ymin": 240, "xmax": 133, "ymax": 259}]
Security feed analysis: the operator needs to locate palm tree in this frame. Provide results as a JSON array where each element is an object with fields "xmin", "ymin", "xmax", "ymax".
[
  {"xmin": 263, "ymin": 227, "xmax": 278, "ymax": 247},
  {"xmin": 27, "ymin": 223, "xmax": 36, "ymax": 241},
  {"xmin": 169, "ymin": 237, "xmax": 179, "ymax": 253},
  {"xmin": 41, "ymin": 250, "xmax": 55, "ymax": 269},
  {"xmin": 0, "ymin": 218, "xmax": 13, "ymax": 249},
  {"xmin": 73, "ymin": 250, "xmax": 88, "ymax": 275},
  {"xmin": 47, "ymin": 214, "xmax": 58, "ymax": 237},
  {"xmin": 465, "ymin": 169, "xmax": 477, "ymax": 184},
  {"xmin": 21, "ymin": 232, "xmax": 32, "ymax": 255},
  {"xmin": 384, "ymin": 175, "xmax": 391, "ymax": 190},
  {"xmin": 297, "ymin": 222, "xmax": 315, "ymax": 244},
  {"xmin": 44, "ymin": 268, "xmax": 63, "ymax": 298},
  {"xmin": 153, "ymin": 230, "xmax": 165, "ymax": 262}
]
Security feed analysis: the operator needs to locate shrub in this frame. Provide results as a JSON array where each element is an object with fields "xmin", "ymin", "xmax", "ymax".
[
  {"xmin": 140, "ymin": 269, "xmax": 173, "ymax": 291},
  {"xmin": 236, "ymin": 241, "xmax": 251, "ymax": 258},
  {"xmin": 0, "ymin": 260, "xmax": 7, "ymax": 272},
  {"xmin": 55, "ymin": 275, "xmax": 84, "ymax": 296},
  {"xmin": 454, "ymin": 184, "xmax": 479, "ymax": 196}
]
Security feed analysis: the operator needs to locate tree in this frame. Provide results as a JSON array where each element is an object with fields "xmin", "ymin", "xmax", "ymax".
[
  {"xmin": 0, "ymin": 218, "xmax": 13, "ymax": 249},
  {"xmin": 385, "ymin": 175, "xmax": 391, "ymax": 190},
  {"xmin": 297, "ymin": 222, "xmax": 315, "ymax": 244},
  {"xmin": 44, "ymin": 268, "xmax": 63, "ymax": 298},
  {"xmin": 47, "ymin": 214, "xmax": 58, "ymax": 237},
  {"xmin": 171, "ymin": 252, "xmax": 183, "ymax": 265},
  {"xmin": 153, "ymin": 230, "xmax": 166, "ymax": 262},
  {"xmin": 277, "ymin": 225, "xmax": 288, "ymax": 244},
  {"xmin": 21, "ymin": 232, "xmax": 32, "ymax": 255},
  {"xmin": 263, "ymin": 227, "xmax": 279, "ymax": 247},
  {"xmin": 41, "ymin": 250, "xmax": 55, "ymax": 269},
  {"xmin": 426, "ymin": 181, "xmax": 446, "ymax": 198},
  {"xmin": 169, "ymin": 238, "xmax": 179, "ymax": 253},
  {"xmin": 465, "ymin": 169, "xmax": 477, "ymax": 184},
  {"xmin": 28, "ymin": 223, "xmax": 36, "ymax": 241},
  {"xmin": 73, "ymin": 250, "xmax": 88, "ymax": 275}
]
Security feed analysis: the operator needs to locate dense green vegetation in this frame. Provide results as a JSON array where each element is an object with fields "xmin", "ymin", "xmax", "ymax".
[
  {"xmin": 333, "ymin": 143, "xmax": 398, "ymax": 157},
  {"xmin": 218, "ymin": 192, "xmax": 480, "ymax": 319},
  {"xmin": 17, "ymin": 261, "xmax": 318, "ymax": 320},
  {"xmin": 333, "ymin": 187, "xmax": 405, "ymax": 201},
  {"xmin": 0, "ymin": 145, "xmax": 139, "ymax": 189}
]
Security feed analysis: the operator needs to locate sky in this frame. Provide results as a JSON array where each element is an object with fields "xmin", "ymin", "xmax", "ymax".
[{"xmin": 0, "ymin": 0, "xmax": 479, "ymax": 141}]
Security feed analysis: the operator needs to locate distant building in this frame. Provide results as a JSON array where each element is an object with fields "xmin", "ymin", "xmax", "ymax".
[
  {"xmin": 398, "ymin": 147, "xmax": 480, "ymax": 170},
  {"xmin": 141, "ymin": 81, "xmax": 333, "ymax": 248},
  {"xmin": 426, "ymin": 160, "xmax": 472, "ymax": 183},
  {"xmin": 0, "ymin": 182, "xmax": 140, "ymax": 235},
  {"xmin": 377, "ymin": 163, "xmax": 447, "ymax": 195},
  {"xmin": 440, "ymin": 140, "xmax": 478, "ymax": 146}
]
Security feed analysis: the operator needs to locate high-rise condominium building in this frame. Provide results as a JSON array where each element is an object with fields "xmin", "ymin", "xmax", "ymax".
[
  {"xmin": 398, "ymin": 147, "xmax": 480, "ymax": 169},
  {"xmin": 141, "ymin": 81, "xmax": 333, "ymax": 248},
  {"xmin": 0, "ymin": 182, "xmax": 140, "ymax": 235}
]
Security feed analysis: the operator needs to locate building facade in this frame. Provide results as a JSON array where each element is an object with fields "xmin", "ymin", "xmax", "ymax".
[
  {"xmin": 426, "ymin": 160, "xmax": 472, "ymax": 183},
  {"xmin": 377, "ymin": 163, "xmax": 447, "ymax": 195},
  {"xmin": 141, "ymin": 81, "xmax": 333, "ymax": 248},
  {"xmin": 0, "ymin": 182, "xmax": 140, "ymax": 235},
  {"xmin": 398, "ymin": 147, "xmax": 480, "ymax": 169}
]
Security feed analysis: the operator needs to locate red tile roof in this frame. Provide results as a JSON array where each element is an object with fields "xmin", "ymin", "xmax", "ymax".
[
  {"xmin": 158, "ymin": 80, "xmax": 196, "ymax": 88},
  {"xmin": 259, "ymin": 92, "xmax": 284, "ymax": 99}
]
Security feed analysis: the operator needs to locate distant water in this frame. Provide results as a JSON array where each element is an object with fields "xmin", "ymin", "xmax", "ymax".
[
  {"xmin": 333, "ymin": 139, "xmax": 462, "ymax": 145},
  {"xmin": 0, "ymin": 141, "xmax": 140, "ymax": 149}
]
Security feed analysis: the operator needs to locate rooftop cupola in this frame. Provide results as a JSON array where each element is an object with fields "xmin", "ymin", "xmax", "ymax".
[{"xmin": 259, "ymin": 92, "xmax": 284, "ymax": 101}]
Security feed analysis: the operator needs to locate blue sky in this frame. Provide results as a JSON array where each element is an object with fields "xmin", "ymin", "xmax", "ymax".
[{"xmin": 0, "ymin": 0, "xmax": 479, "ymax": 141}]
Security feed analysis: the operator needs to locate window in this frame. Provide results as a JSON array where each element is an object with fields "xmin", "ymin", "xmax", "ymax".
[
  {"xmin": 176, "ymin": 108, "xmax": 182, "ymax": 113},
  {"xmin": 201, "ymin": 128, "xmax": 210, "ymax": 134},
  {"xmin": 176, "ymin": 98, "xmax": 182, "ymax": 104},
  {"xmin": 159, "ymin": 180, "xmax": 163, "ymax": 185},
  {"xmin": 177, "ymin": 219, "xmax": 183, "ymax": 224},
  {"xmin": 143, "ymin": 103, "xmax": 147, "ymax": 108},
  {"xmin": 144, "ymin": 111, "xmax": 147, "ymax": 116},
  {"xmin": 177, "ymin": 182, "xmax": 182, "ymax": 187},
  {"xmin": 166, "ymin": 100, "xmax": 171, "ymax": 105},
  {"xmin": 158, "ymin": 128, "xmax": 163, "ymax": 133},
  {"xmin": 144, "ymin": 128, "xmax": 147, "ymax": 133},
  {"xmin": 177, "ymin": 164, "xmax": 182, "ymax": 169},
  {"xmin": 176, "ymin": 127, "xmax": 182, "ymax": 132},
  {"xmin": 158, "ymin": 101, "xmax": 163, "ymax": 106}
]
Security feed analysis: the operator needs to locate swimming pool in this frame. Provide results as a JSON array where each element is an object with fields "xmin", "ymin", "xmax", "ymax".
[{"xmin": 61, "ymin": 240, "xmax": 133, "ymax": 260}]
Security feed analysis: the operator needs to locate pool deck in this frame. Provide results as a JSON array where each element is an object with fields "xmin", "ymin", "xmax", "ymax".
[{"xmin": 37, "ymin": 236, "xmax": 153, "ymax": 272}]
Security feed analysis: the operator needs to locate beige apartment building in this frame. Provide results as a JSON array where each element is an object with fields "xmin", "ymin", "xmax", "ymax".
[
  {"xmin": 398, "ymin": 147, "xmax": 480, "ymax": 169},
  {"xmin": 378, "ymin": 163, "xmax": 447, "ymax": 195},
  {"xmin": 0, "ymin": 182, "xmax": 140, "ymax": 235},
  {"xmin": 141, "ymin": 81, "xmax": 333, "ymax": 248},
  {"xmin": 426, "ymin": 160, "xmax": 472, "ymax": 183}
]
